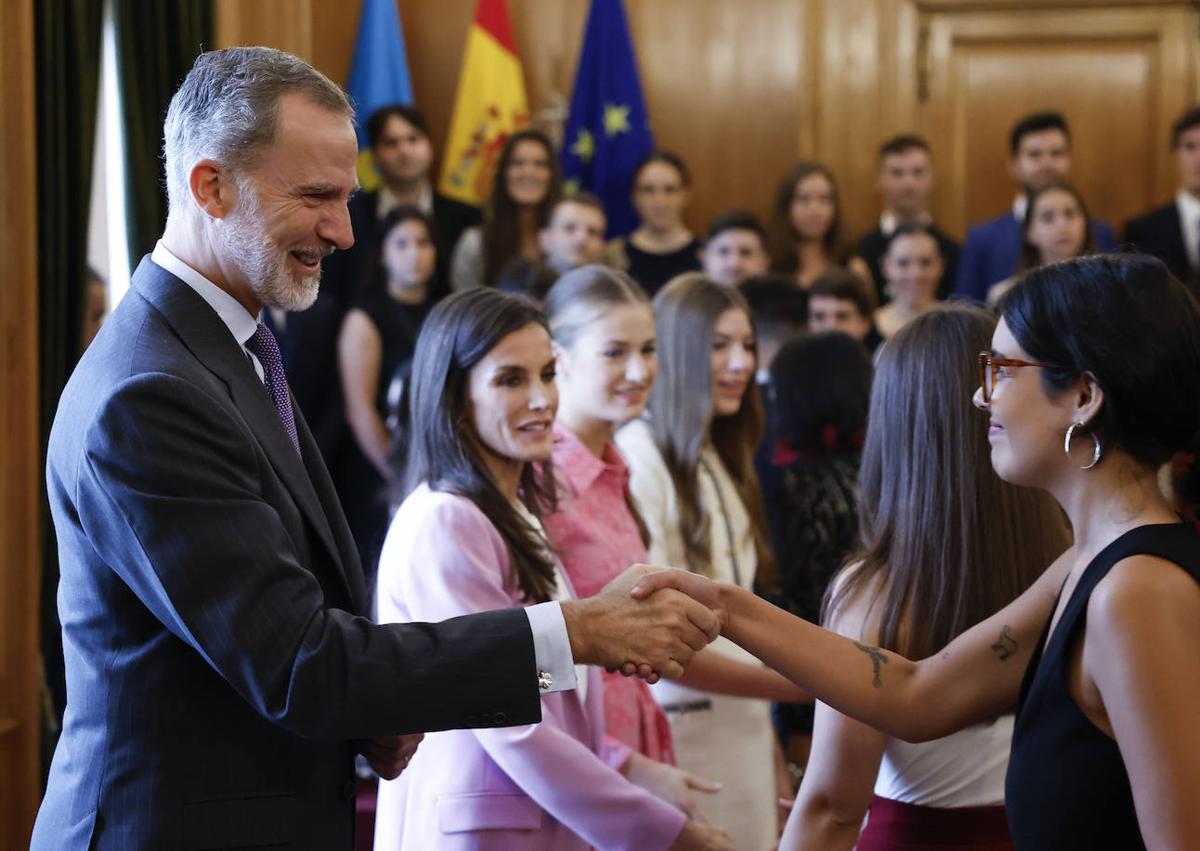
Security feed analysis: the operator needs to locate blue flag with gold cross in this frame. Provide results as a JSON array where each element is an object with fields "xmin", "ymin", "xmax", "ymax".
[
  {"xmin": 561, "ymin": 0, "xmax": 653, "ymax": 237},
  {"xmin": 346, "ymin": 0, "xmax": 414, "ymax": 191}
]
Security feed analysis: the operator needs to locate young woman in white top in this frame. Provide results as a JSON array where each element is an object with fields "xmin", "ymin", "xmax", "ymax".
[
  {"xmin": 616, "ymin": 272, "xmax": 784, "ymax": 850},
  {"xmin": 782, "ymin": 306, "xmax": 1070, "ymax": 850}
]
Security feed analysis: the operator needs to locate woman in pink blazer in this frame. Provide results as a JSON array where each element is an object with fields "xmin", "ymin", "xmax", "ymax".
[{"xmin": 373, "ymin": 288, "xmax": 733, "ymax": 851}]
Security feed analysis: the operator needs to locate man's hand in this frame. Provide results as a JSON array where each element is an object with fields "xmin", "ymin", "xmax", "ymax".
[
  {"xmin": 560, "ymin": 565, "xmax": 720, "ymax": 680},
  {"xmin": 670, "ymin": 819, "xmax": 736, "ymax": 851},
  {"xmin": 356, "ymin": 733, "xmax": 424, "ymax": 780}
]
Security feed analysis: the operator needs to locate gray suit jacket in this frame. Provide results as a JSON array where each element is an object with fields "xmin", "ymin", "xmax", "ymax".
[{"xmin": 32, "ymin": 257, "xmax": 540, "ymax": 850}]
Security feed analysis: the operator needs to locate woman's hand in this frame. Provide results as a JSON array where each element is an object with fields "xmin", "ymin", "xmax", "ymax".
[
  {"xmin": 670, "ymin": 819, "xmax": 736, "ymax": 851},
  {"xmin": 356, "ymin": 733, "xmax": 424, "ymax": 780},
  {"xmin": 622, "ymin": 751, "xmax": 721, "ymax": 820}
]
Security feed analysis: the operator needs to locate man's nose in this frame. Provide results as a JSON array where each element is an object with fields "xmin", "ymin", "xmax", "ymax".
[{"xmin": 322, "ymin": 203, "xmax": 355, "ymax": 251}]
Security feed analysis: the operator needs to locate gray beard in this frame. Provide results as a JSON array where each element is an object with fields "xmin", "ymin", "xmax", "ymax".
[{"xmin": 221, "ymin": 190, "xmax": 321, "ymax": 313}]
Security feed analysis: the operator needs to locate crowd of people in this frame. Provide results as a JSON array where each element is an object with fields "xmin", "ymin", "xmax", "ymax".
[
  {"xmin": 274, "ymin": 102, "xmax": 1200, "ymax": 591},
  {"xmin": 39, "ymin": 46, "xmax": 1200, "ymax": 851},
  {"xmin": 288, "ymin": 100, "xmax": 1200, "ymax": 849}
]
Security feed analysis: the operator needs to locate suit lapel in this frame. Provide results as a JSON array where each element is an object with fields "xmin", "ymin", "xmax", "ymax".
[{"xmin": 132, "ymin": 257, "xmax": 357, "ymax": 605}]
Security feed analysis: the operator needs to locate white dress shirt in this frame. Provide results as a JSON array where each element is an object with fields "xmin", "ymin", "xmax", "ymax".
[
  {"xmin": 150, "ymin": 241, "xmax": 578, "ymax": 694},
  {"xmin": 1012, "ymin": 194, "xmax": 1028, "ymax": 224},
  {"xmin": 1176, "ymin": 189, "xmax": 1200, "ymax": 270},
  {"xmin": 376, "ymin": 180, "xmax": 434, "ymax": 220}
]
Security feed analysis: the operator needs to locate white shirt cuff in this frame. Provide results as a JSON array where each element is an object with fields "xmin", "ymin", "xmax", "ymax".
[{"xmin": 525, "ymin": 602, "xmax": 578, "ymax": 695}]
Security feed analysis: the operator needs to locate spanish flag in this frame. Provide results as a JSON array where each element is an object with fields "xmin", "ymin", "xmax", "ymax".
[{"xmin": 438, "ymin": 0, "xmax": 530, "ymax": 207}]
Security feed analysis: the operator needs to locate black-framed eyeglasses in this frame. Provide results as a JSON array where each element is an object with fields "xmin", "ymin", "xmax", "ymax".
[{"xmin": 977, "ymin": 351, "xmax": 1067, "ymax": 403}]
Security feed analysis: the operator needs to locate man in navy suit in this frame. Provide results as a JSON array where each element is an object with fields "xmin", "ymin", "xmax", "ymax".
[
  {"xmin": 1124, "ymin": 106, "xmax": 1200, "ymax": 289},
  {"xmin": 33, "ymin": 47, "xmax": 718, "ymax": 850},
  {"xmin": 855, "ymin": 134, "xmax": 960, "ymax": 305},
  {"xmin": 953, "ymin": 111, "xmax": 1117, "ymax": 302},
  {"xmin": 320, "ymin": 105, "xmax": 480, "ymax": 310}
]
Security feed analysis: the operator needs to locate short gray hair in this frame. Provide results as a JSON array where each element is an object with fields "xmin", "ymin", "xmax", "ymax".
[{"xmin": 163, "ymin": 46, "xmax": 353, "ymax": 213}]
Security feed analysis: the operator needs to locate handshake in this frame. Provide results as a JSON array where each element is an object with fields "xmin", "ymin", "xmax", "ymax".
[{"xmin": 560, "ymin": 566, "xmax": 728, "ymax": 681}]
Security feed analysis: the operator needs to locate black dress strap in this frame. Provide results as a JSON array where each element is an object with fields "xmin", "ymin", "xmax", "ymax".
[{"xmin": 1005, "ymin": 522, "xmax": 1200, "ymax": 850}]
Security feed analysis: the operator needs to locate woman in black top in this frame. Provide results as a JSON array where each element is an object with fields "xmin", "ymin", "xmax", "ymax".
[
  {"xmin": 606, "ymin": 151, "xmax": 701, "ymax": 296},
  {"xmin": 633, "ymin": 254, "xmax": 1200, "ymax": 849},
  {"xmin": 337, "ymin": 206, "xmax": 438, "ymax": 580},
  {"xmin": 765, "ymin": 331, "xmax": 871, "ymax": 767}
]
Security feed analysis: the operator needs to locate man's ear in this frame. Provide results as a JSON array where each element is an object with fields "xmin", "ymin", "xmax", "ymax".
[
  {"xmin": 1072, "ymin": 372, "xmax": 1105, "ymax": 429},
  {"xmin": 189, "ymin": 160, "xmax": 237, "ymax": 220}
]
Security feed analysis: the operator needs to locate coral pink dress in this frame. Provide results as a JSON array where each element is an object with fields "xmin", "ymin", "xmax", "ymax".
[{"xmin": 543, "ymin": 422, "xmax": 676, "ymax": 766}]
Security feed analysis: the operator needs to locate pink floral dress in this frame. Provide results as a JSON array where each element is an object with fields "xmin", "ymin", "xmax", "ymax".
[{"xmin": 542, "ymin": 422, "xmax": 676, "ymax": 766}]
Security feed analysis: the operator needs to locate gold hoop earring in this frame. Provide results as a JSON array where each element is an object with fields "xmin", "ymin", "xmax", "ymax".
[{"xmin": 1064, "ymin": 422, "xmax": 1101, "ymax": 470}]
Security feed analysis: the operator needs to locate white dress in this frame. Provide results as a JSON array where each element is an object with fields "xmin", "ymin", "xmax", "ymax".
[{"xmin": 615, "ymin": 418, "xmax": 777, "ymax": 851}]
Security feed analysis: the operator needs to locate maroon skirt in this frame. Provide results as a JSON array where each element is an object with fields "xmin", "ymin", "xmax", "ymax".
[{"xmin": 855, "ymin": 795, "xmax": 1015, "ymax": 851}]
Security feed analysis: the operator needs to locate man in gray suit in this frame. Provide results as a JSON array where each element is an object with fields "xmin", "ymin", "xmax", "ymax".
[{"xmin": 33, "ymin": 47, "xmax": 717, "ymax": 850}]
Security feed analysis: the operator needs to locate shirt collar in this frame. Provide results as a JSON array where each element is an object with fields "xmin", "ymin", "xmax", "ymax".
[
  {"xmin": 377, "ymin": 180, "xmax": 434, "ymax": 219},
  {"xmin": 1012, "ymin": 194, "xmax": 1028, "ymax": 223},
  {"xmin": 552, "ymin": 420, "xmax": 627, "ymax": 495},
  {"xmin": 152, "ymin": 240, "xmax": 260, "ymax": 348},
  {"xmin": 1176, "ymin": 188, "xmax": 1200, "ymax": 224},
  {"xmin": 879, "ymin": 210, "xmax": 932, "ymax": 236}
]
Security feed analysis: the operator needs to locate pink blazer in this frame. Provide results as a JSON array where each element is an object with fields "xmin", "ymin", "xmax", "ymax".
[{"xmin": 372, "ymin": 484, "xmax": 686, "ymax": 851}]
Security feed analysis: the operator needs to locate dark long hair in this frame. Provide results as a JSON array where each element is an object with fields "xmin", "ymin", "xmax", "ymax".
[
  {"xmin": 373, "ymin": 205, "xmax": 441, "ymax": 300},
  {"xmin": 767, "ymin": 161, "xmax": 842, "ymax": 277},
  {"xmin": 482, "ymin": 129, "xmax": 560, "ymax": 287},
  {"xmin": 828, "ymin": 306, "xmax": 1070, "ymax": 658},
  {"xmin": 998, "ymin": 253, "xmax": 1200, "ymax": 469},
  {"xmin": 770, "ymin": 331, "xmax": 872, "ymax": 455},
  {"xmin": 1017, "ymin": 181, "xmax": 1097, "ymax": 272},
  {"xmin": 403, "ymin": 288, "xmax": 559, "ymax": 602},
  {"xmin": 649, "ymin": 273, "xmax": 777, "ymax": 590}
]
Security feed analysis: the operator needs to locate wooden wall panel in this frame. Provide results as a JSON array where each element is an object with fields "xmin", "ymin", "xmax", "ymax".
[
  {"xmin": 218, "ymin": 0, "xmax": 1200, "ymax": 247},
  {"xmin": 0, "ymin": 0, "xmax": 43, "ymax": 845},
  {"xmin": 912, "ymin": 3, "xmax": 1200, "ymax": 237},
  {"xmin": 214, "ymin": 0, "xmax": 314, "ymax": 62},
  {"xmin": 625, "ymin": 0, "xmax": 807, "ymax": 229}
]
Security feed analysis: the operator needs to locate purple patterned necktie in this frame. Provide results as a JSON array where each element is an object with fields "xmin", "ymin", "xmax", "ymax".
[{"xmin": 245, "ymin": 322, "xmax": 300, "ymax": 454}]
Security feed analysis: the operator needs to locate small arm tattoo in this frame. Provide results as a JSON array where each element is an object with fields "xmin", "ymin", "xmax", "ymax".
[
  {"xmin": 991, "ymin": 625, "xmax": 1018, "ymax": 661},
  {"xmin": 854, "ymin": 641, "xmax": 889, "ymax": 688}
]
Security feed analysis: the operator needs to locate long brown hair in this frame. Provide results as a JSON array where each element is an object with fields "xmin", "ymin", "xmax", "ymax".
[
  {"xmin": 1018, "ymin": 181, "xmax": 1097, "ymax": 272},
  {"xmin": 827, "ymin": 305, "xmax": 1070, "ymax": 657},
  {"xmin": 482, "ymin": 129, "xmax": 561, "ymax": 287},
  {"xmin": 766, "ymin": 161, "xmax": 843, "ymax": 277},
  {"xmin": 544, "ymin": 265, "xmax": 654, "ymax": 548},
  {"xmin": 403, "ymin": 289, "xmax": 559, "ymax": 603},
  {"xmin": 648, "ymin": 273, "xmax": 777, "ymax": 591}
]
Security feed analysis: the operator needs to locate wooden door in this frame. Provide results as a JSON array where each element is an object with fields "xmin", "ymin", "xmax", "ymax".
[{"xmin": 898, "ymin": 1, "xmax": 1200, "ymax": 239}]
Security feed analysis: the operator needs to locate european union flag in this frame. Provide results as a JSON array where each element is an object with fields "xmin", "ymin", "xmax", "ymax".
[
  {"xmin": 347, "ymin": 0, "xmax": 414, "ymax": 151},
  {"xmin": 561, "ymin": 0, "xmax": 654, "ymax": 237}
]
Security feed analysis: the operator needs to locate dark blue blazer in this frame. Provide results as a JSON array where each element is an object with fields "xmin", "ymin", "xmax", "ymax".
[
  {"xmin": 953, "ymin": 211, "xmax": 1117, "ymax": 302},
  {"xmin": 1124, "ymin": 202, "xmax": 1193, "ymax": 286},
  {"xmin": 33, "ymin": 257, "xmax": 540, "ymax": 850}
]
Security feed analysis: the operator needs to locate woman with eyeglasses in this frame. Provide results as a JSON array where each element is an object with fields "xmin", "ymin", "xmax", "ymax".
[
  {"xmin": 783, "ymin": 308, "xmax": 1069, "ymax": 851},
  {"xmin": 633, "ymin": 254, "xmax": 1200, "ymax": 850}
]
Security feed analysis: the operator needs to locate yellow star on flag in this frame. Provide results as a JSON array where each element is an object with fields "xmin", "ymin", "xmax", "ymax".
[
  {"xmin": 570, "ymin": 128, "xmax": 595, "ymax": 163},
  {"xmin": 563, "ymin": 178, "xmax": 581, "ymax": 197},
  {"xmin": 603, "ymin": 103, "xmax": 631, "ymax": 137}
]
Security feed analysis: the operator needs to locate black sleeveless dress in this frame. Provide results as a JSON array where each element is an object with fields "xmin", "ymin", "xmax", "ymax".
[{"xmin": 1006, "ymin": 522, "xmax": 1200, "ymax": 849}]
